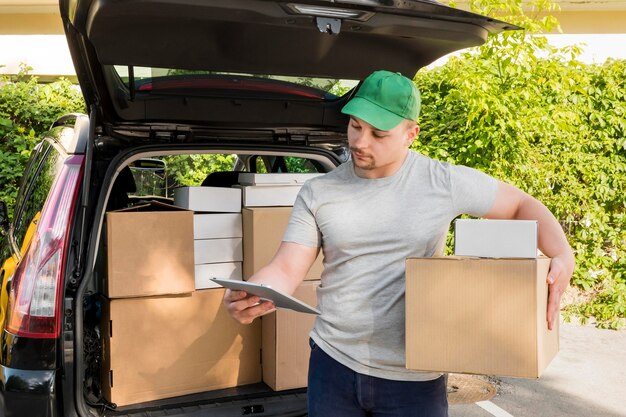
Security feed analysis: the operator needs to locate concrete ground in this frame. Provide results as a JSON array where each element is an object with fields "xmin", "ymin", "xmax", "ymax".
[{"xmin": 449, "ymin": 322, "xmax": 626, "ymax": 417}]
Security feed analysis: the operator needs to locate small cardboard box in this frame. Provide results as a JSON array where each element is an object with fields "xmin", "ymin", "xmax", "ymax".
[
  {"xmin": 238, "ymin": 173, "xmax": 322, "ymax": 186},
  {"xmin": 195, "ymin": 262, "xmax": 242, "ymax": 289},
  {"xmin": 101, "ymin": 289, "xmax": 262, "ymax": 407},
  {"xmin": 262, "ymin": 280, "xmax": 318, "ymax": 390},
  {"xmin": 174, "ymin": 186, "xmax": 241, "ymax": 213},
  {"xmin": 242, "ymin": 207, "xmax": 323, "ymax": 280},
  {"xmin": 194, "ymin": 213, "xmax": 242, "ymax": 239},
  {"xmin": 238, "ymin": 185, "xmax": 302, "ymax": 207},
  {"xmin": 106, "ymin": 202, "xmax": 194, "ymax": 298},
  {"xmin": 405, "ymin": 257, "xmax": 558, "ymax": 378},
  {"xmin": 454, "ymin": 219, "xmax": 538, "ymax": 258},
  {"xmin": 194, "ymin": 238, "xmax": 243, "ymax": 264}
]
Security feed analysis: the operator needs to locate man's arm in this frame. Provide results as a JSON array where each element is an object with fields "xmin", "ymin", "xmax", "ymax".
[
  {"xmin": 223, "ymin": 241, "xmax": 319, "ymax": 324},
  {"xmin": 485, "ymin": 181, "xmax": 575, "ymax": 330}
]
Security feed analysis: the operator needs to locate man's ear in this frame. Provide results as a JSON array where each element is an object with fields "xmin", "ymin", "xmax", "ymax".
[{"xmin": 405, "ymin": 123, "xmax": 420, "ymax": 146}]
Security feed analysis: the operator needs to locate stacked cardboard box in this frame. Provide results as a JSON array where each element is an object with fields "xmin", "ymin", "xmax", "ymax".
[
  {"xmin": 242, "ymin": 207, "xmax": 323, "ymax": 280},
  {"xmin": 237, "ymin": 174, "xmax": 323, "ymax": 390},
  {"xmin": 454, "ymin": 219, "xmax": 538, "ymax": 258},
  {"xmin": 174, "ymin": 186, "xmax": 244, "ymax": 289},
  {"xmin": 102, "ymin": 290, "xmax": 261, "ymax": 406},
  {"xmin": 105, "ymin": 201, "xmax": 195, "ymax": 298},
  {"xmin": 193, "ymin": 213, "xmax": 243, "ymax": 289},
  {"xmin": 262, "ymin": 280, "xmax": 319, "ymax": 390},
  {"xmin": 237, "ymin": 173, "xmax": 321, "ymax": 207},
  {"xmin": 173, "ymin": 186, "xmax": 241, "ymax": 213},
  {"xmin": 103, "ymin": 175, "xmax": 325, "ymax": 407},
  {"xmin": 405, "ymin": 219, "xmax": 558, "ymax": 378},
  {"xmin": 103, "ymin": 198, "xmax": 262, "ymax": 407}
]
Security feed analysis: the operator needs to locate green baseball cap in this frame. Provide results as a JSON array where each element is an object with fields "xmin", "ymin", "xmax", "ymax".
[{"xmin": 341, "ymin": 70, "xmax": 421, "ymax": 131}]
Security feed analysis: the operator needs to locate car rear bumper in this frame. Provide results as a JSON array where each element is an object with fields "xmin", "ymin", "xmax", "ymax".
[{"xmin": 0, "ymin": 365, "xmax": 56, "ymax": 417}]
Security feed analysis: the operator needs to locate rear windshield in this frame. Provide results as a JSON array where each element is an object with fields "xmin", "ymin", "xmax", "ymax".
[
  {"xmin": 113, "ymin": 66, "xmax": 357, "ymax": 99},
  {"xmin": 124, "ymin": 153, "xmax": 326, "ymax": 201}
]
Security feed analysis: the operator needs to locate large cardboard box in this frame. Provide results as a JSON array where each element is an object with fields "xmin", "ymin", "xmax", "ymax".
[
  {"xmin": 195, "ymin": 262, "xmax": 242, "ymax": 289},
  {"xmin": 262, "ymin": 280, "xmax": 318, "ymax": 390},
  {"xmin": 194, "ymin": 238, "xmax": 243, "ymax": 264},
  {"xmin": 194, "ymin": 213, "xmax": 242, "ymax": 239},
  {"xmin": 101, "ymin": 289, "xmax": 262, "ymax": 407},
  {"xmin": 242, "ymin": 207, "xmax": 323, "ymax": 280},
  {"xmin": 174, "ymin": 186, "xmax": 241, "ymax": 213},
  {"xmin": 106, "ymin": 202, "xmax": 194, "ymax": 298},
  {"xmin": 454, "ymin": 219, "xmax": 538, "ymax": 258},
  {"xmin": 238, "ymin": 185, "xmax": 302, "ymax": 207},
  {"xmin": 405, "ymin": 257, "xmax": 558, "ymax": 378}
]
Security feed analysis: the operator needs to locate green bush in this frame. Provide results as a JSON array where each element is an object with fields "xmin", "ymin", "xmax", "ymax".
[
  {"xmin": 0, "ymin": 65, "xmax": 85, "ymax": 217},
  {"xmin": 1, "ymin": 6, "xmax": 624, "ymax": 328},
  {"xmin": 413, "ymin": 0, "xmax": 626, "ymax": 328}
]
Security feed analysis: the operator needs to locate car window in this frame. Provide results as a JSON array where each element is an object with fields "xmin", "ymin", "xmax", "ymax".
[
  {"xmin": 12, "ymin": 140, "xmax": 64, "ymax": 251},
  {"xmin": 128, "ymin": 159, "xmax": 168, "ymax": 198},
  {"xmin": 12, "ymin": 142, "xmax": 48, "ymax": 222},
  {"xmin": 253, "ymin": 155, "xmax": 322, "ymax": 174},
  {"xmin": 112, "ymin": 66, "xmax": 357, "ymax": 99},
  {"xmin": 284, "ymin": 156, "xmax": 322, "ymax": 173},
  {"xmin": 134, "ymin": 153, "xmax": 325, "ymax": 198}
]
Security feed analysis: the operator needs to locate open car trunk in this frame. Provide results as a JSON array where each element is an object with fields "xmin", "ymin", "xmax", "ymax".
[
  {"xmin": 80, "ymin": 134, "xmax": 345, "ymax": 416},
  {"xmin": 60, "ymin": 0, "xmax": 516, "ymax": 127},
  {"xmin": 61, "ymin": 1, "xmax": 518, "ymax": 415}
]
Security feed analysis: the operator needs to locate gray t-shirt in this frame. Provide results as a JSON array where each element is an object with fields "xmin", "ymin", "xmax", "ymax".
[{"xmin": 283, "ymin": 150, "xmax": 498, "ymax": 381}]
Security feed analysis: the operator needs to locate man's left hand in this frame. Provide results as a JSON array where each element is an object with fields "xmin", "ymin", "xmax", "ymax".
[{"xmin": 546, "ymin": 256, "xmax": 573, "ymax": 331}]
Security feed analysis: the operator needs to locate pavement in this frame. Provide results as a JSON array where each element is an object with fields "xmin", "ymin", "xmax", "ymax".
[{"xmin": 449, "ymin": 322, "xmax": 626, "ymax": 417}]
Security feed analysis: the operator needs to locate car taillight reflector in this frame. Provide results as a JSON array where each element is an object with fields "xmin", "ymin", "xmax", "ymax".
[
  {"xmin": 30, "ymin": 250, "xmax": 61, "ymax": 317},
  {"xmin": 6, "ymin": 155, "xmax": 83, "ymax": 338}
]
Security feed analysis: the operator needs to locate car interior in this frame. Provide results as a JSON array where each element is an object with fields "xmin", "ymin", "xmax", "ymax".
[{"xmin": 82, "ymin": 148, "xmax": 339, "ymax": 413}]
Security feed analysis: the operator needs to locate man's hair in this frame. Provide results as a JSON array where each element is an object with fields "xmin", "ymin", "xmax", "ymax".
[{"xmin": 403, "ymin": 119, "xmax": 418, "ymax": 130}]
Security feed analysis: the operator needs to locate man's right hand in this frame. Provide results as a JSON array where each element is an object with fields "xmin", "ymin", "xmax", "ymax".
[
  {"xmin": 224, "ymin": 241, "xmax": 319, "ymax": 324},
  {"xmin": 223, "ymin": 289, "xmax": 276, "ymax": 325}
]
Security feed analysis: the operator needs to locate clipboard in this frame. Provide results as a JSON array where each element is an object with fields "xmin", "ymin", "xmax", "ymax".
[{"xmin": 211, "ymin": 278, "xmax": 321, "ymax": 315}]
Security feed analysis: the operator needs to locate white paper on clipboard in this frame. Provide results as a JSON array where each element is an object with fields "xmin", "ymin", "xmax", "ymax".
[{"xmin": 211, "ymin": 278, "xmax": 321, "ymax": 315}]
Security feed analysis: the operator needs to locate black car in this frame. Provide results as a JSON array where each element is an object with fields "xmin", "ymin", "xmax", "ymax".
[{"xmin": 0, "ymin": 1, "xmax": 513, "ymax": 415}]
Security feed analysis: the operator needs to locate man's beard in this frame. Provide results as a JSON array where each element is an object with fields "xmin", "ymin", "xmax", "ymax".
[{"xmin": 350, "ymin": 148, "xmax": 375, "ymax": 170}]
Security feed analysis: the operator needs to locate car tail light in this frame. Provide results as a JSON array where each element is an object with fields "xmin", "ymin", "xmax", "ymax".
[{"xmin": 6, "ymin": 155, "xmax": 84, "ymax": 338}]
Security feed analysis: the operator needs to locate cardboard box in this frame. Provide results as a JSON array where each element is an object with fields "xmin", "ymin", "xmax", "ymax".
[
  {"xmin": 194, "ymin": 213, "xmax": 242, "ymax": 239},
  {"xmin": 454, "ymin": 219, "xmax": 538, "ymax": 258},
  {"xmin": 195, "ymin": 262, "xmax": 242, "ymax": 289},
  {"xmin": 262, "ymin": 280, "xmax": 318, "ymax": 390},
  {"xmin": 194, "ymin": 238, "xmax": 243, "ymax": 264},
  {"xmin": 101, "ymin": 289, "xmax": 262, "ymax": 407},
  {"xmin": 174, "ymin": 186, "xmax": 241, "ymax": 213},
  {"xmin": 238, "ymin": 185, "xmax": 302, "ymax": 207},
  {"xmin": 238, "ymin": 173, "xmax": 322, "ymax": 186},
  {"xmin": 405, "ymin": 257, "xmax": 558, "ymax": 378},
  {"xmin": 242, "ymin": 207, "xmax": 323, "ymax": 280},
  {"xmin": 106, "ymin": 202, "xmax": 194, "ymax": 298}
]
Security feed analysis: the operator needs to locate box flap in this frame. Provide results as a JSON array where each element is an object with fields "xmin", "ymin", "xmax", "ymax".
[{"xmin": 110, "ymin": 200, "xmax": 189, "ymax": 213}]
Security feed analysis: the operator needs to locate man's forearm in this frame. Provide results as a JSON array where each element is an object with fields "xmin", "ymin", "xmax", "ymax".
[
  {"xmin": 248, "ymin": 241, "xmax": 319, "ymax": 295},
  {"xmin": 515, "ymin": 195, "xmax": 575, "ymax": 274}
]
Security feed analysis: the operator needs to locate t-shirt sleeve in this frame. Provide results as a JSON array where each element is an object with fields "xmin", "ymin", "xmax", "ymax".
[
  {"xmin": 449, "ymin": 164, "xmax": 499, "ymax": 217},
  {"xmin": 282, "ymin": 182, "xmax": 322, "ymax": 248}
]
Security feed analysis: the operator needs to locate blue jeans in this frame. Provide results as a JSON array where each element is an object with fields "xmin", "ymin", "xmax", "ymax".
[{"xmin": 307, "ymin": 339, "xmax": 448, "ymax": 417}]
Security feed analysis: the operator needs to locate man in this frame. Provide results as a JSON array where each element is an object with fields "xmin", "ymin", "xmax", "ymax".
[{"xmin": 224, "ymin": 70, "xmax": 575, "ymax": 417}]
